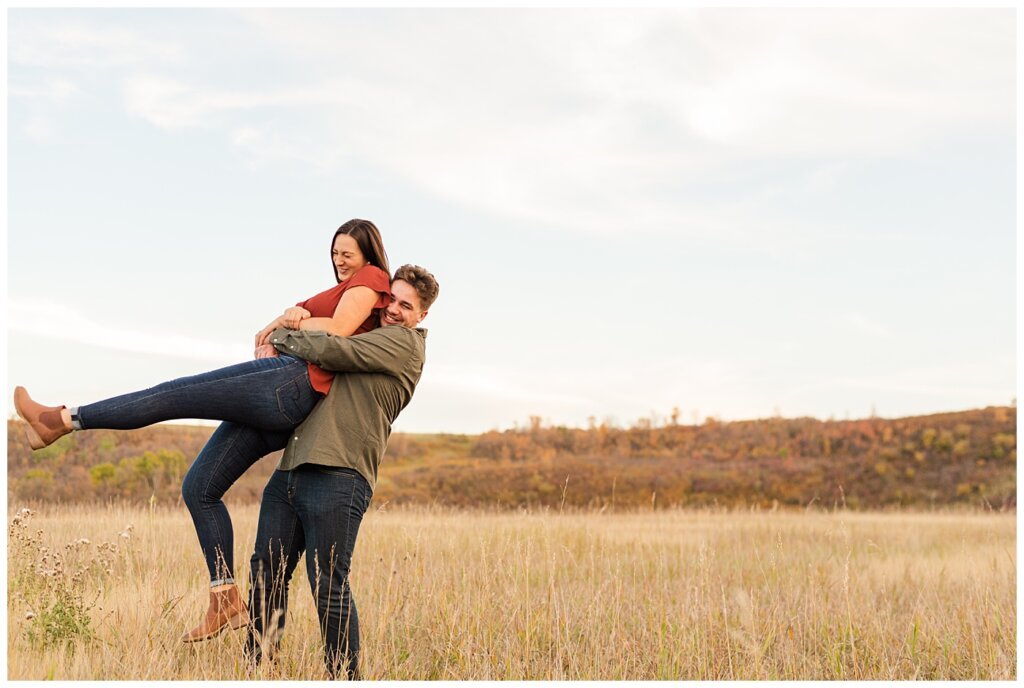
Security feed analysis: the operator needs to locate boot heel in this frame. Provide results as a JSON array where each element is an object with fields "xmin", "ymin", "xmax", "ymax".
[{"xmin": 22, "ymin": 424, "xmax": 45, "ymax": 451}]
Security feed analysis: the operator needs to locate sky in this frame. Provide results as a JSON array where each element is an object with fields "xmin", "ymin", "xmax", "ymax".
[{"xmin": 5, "ymin": 8, "xmax": 1017, "ymax": 434}]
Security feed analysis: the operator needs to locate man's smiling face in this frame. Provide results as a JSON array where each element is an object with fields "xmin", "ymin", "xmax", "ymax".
[{"xmin": 381, "ymin": 279, "xmax": 428, "ymax": 328}]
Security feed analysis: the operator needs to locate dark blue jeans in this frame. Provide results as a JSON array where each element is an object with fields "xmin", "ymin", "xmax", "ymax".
[
  {"xmin": 77, "ymin": 355, "xmax": 321, "ymax": 585},
  {"xmin": 246, "ymin": 465, "xmax": 372, "ymax": 680},
  {"xmin": 76, "ymin": 355, "xmax": 318, "ymax": 432}
]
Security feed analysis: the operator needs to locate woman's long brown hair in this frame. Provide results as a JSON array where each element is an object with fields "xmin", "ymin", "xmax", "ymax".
[{"xmin": 332, "ymin": 219, "xmax": 390, "ymax": 283}]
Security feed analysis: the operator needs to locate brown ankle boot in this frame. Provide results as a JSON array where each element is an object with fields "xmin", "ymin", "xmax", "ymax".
[
  {"xmin": 181, "ymin": 585, "xmax": 249, "ymax": 643},
  {"xmin": 13, "ymin": 387, "xmax": 70, "ymax": 450}
]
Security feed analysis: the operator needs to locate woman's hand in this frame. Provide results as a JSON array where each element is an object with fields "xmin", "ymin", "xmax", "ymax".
[
  {"xmin": 254, "ymin": 344, "xmax": 279, "ymax": 359},
  {"xmin": 281, "ymin": 306, "xmax": 311, "ymax": 329},
  {"xmin": 255, "ymin": 316, "xmax": 284, "ymax": 348},
  {"xmin": 255, "ymin": 308, "xmax": 311, "ymax": 348}
]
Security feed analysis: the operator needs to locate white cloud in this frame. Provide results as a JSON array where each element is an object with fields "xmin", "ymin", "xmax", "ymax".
[
  {"xmin": 831, "ymin": 366, "xmax": 1008, "ymax": 398},
  {"xmin": 121, "ymin": 74, "xmax": 360, "ymax": 130},
  {"xmin": 226, "ymin": 125, "xmax": 344, "ymax": 170},
  {"xmin": 840, "ymin": 313, "xmax": 890, "ymax": 338},
  {"xmin": 8, "ymin": 20, "xmax": 184, "ymax": 70},
  {"xmin": 12, "ymin": 9, "xmax": 1013, "ymax": 245},
  {"xmin": 23, "ymin": 118, "xmax": 55, "ymax": 141},
  {"xmin": 9, "ymin": 298, "xmax": 250, "ymax": 363},
  {"xmin": 121, "ymin": 75, "xmax": 347, "ymax": 130},
  {"xmin": 9, "ymin": 78, "xmax": 80, "ymax": 103},
  {"xmin": 425, "ymin": 364, "xmax": 594, "ymax": 408},
  {"xmin": 121, "ymin": 75, "xmax": 199, "ymax": 129},
  {"xmin": 222, "ymin": 8, "xmax": 1012, "ymax": 237},
  {"xmin": 6, "ymin": 9, "xmax": 1014, "ymax": 434}
]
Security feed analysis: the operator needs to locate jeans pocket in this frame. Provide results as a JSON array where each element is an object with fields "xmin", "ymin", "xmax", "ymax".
[
  {"xmin": 275, "ymin": 378, "xmax": 313, "ymax": 426},
  {"xmin": 312, "ymin": 465, "xmax": 358, "ymax": 478}
]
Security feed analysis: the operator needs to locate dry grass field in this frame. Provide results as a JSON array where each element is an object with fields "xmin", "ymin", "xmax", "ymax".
[{"xmin": 6, "ymin": 503, "xmax": 1015, "ymax": 680}]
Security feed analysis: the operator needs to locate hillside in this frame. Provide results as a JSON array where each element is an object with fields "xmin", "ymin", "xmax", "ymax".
[{"xmin": 6, "ymin": 406, "xmax": 1016, "ymax": 509}]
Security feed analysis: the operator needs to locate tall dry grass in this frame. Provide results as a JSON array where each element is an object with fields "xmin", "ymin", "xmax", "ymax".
[{"xmin": 6, "ymin": 503, "xmax": 1015, "ymax": 680}]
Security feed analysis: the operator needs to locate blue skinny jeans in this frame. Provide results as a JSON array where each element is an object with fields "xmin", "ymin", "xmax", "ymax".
[{"xmin": 76, "ymin": 355, "xmax": 322, "ymax": 585}]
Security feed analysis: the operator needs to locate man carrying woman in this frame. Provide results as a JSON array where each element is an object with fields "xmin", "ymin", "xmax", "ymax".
[
  {"xmin": 13, "ymin": 220, "xmax": 437, "ymax": 677},
  {"xmin": 246, "ymin": 264, "xmax": 438, "ymax": 679}
]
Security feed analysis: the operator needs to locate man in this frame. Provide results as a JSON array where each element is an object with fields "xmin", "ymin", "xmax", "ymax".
[{"xmin": 245, "ymin": 264, "xmax": 439, "ymax": 679}]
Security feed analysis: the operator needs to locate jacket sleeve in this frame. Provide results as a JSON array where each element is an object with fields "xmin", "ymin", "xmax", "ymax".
[{"xmin": 269, "ymin": 327, "xmax": 412, "ymax": 376}]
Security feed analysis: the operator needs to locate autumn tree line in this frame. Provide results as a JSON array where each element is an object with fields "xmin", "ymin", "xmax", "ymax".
[{"xmin": 6, "ymin": 405, "xmax": 1016, "ymax": 509}]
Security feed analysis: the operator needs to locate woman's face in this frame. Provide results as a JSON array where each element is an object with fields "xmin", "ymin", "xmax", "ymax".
[{"xmin": 332, "ymin": 233, "xmax": 368, "ymax": 282}]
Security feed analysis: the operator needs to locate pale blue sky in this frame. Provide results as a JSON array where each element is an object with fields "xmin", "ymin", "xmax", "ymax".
[{"xmin": 6, "ymin": 8, "xmax": 1017, "ymax": 433}]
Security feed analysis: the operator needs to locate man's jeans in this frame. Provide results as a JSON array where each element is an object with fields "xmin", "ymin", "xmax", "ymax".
[
  {"xmin": 77, "ymin": 355, "xmax": 321, "ymax": 585},
  {"xmin": 247, "ymin": 465, "xmax": 372, "ymax": 680}
]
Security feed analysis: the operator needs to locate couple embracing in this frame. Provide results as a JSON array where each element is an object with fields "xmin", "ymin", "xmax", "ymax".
[{"xmin": 14, "ymin": 219, "xmax": 440, "ymax": 679}]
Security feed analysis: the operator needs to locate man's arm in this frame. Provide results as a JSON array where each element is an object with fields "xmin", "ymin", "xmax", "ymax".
[{"xmin": 269, "ymin": 326, "xmax": 415, "ymax": 376}]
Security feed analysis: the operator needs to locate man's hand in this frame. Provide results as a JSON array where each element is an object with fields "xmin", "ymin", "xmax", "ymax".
[
  {"xmin": 254, "ymin": 344, "xmax": 280, "ymax": 359},
  {"xmin": 281, "ymin": 306, "xmax": 311, "ymax": 329}
]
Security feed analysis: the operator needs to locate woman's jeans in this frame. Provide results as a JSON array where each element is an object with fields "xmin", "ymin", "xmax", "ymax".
[
  {"xmin": 76, "ymin": 355, "xmax": 321, "ymax": 586},
  {"xmin": 247, "ymin": 465, "xmax": 372, "ymax": 680},
  {"xmin": 76, "ymin": 355, "xmax": 318, "ymax": 432}
]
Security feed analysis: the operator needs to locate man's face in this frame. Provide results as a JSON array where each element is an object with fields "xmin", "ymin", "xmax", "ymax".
[{"xmin": 381, "ymin": 279, "xmax": 428, "ymax": 328}]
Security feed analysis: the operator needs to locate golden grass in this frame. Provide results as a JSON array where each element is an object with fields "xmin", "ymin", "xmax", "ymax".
[{"xmin": 6, "ymin": 503, "xmax": 1015, "ymax": 680}]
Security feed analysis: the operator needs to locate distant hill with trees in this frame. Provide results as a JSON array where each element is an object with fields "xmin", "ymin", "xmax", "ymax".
[{"xmin": 6, "ymin": 406, "xmax": 1016, "ymax": 510}]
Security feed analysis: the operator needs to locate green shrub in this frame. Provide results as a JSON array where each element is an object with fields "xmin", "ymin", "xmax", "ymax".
[{"xmin": 26, "ymin": 587, "xmax": 94, "ymax": 649}]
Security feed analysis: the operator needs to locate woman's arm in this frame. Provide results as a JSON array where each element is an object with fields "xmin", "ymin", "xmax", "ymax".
[
  {"xmin": 297, "ymin": 286, "xmax": 380, "ymax": 337},
  {"xmin": 254, "ymin": 284, "xmax": 380, "ymax": 347}
]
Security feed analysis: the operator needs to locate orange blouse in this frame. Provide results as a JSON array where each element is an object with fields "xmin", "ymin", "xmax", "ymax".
[{"xmin": 296, "ymin": 264, "xmax": 391, "ymax": 395}]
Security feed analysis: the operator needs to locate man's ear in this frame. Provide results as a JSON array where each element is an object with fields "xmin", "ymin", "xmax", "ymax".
[{"xmin": 417, "ymin": 310, "xmax": 429, "ymax": 325}]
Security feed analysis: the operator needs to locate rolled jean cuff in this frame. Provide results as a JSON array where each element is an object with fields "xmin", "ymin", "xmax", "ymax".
[{"xmin": 211, "ymin": 577, "xmax": 235, "ymax": 588}]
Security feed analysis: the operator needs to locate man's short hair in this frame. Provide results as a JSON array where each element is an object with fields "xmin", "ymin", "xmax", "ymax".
[{"xmin": 393, "ymin": 264, "xmax": 439, "ymax": 311}]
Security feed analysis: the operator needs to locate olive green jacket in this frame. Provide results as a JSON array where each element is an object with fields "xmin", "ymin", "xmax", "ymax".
[{"xmin": 268, "ymin": 325, "xmax": 427, "ymax": 491}]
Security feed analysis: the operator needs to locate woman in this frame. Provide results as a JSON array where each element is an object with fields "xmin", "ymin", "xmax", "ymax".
[{"xmin": 13, "ymin": 218, "xmax": 391, "ymax": 643}]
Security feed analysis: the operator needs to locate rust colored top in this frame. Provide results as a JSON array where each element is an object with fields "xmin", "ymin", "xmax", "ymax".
[{"xmin": 296, "ymin": 265, "xmax": 391, "ymax": 395}]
